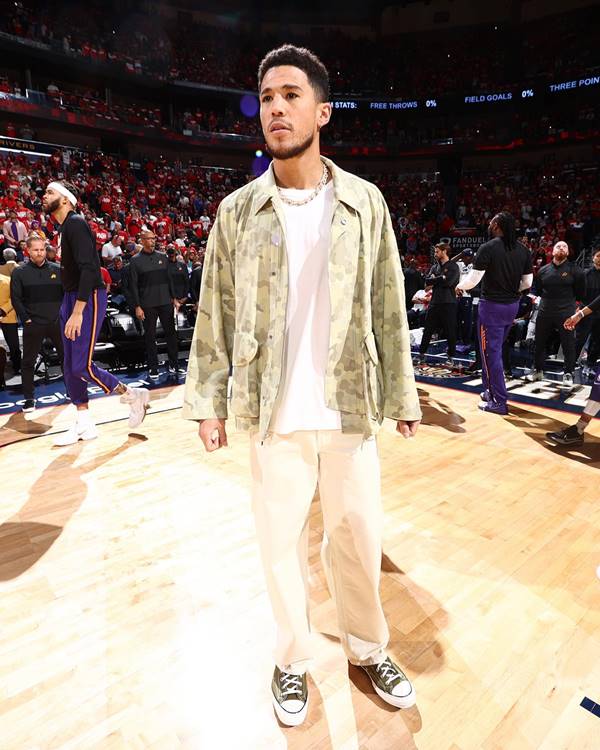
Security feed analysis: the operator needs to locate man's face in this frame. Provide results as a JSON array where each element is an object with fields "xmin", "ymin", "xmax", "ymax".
[
  {"xmin": 111, "ymin": 236, "xmax": 122, "ymax": 247},
  {"xmin": 259, "ymin": 65, "xmax": 331, "ymax": 161},
  {"xmin": 42, "ymin": 186, "xmax": 63, "ymax": 214},
  {"xmin": 593, "ymin": 252, "xmax": 600, "ymax": 270},
  {"xmin": 28, "ymin": 242, "xmax": 46, "ymax": 266},
  {"xmin": 8, "ymin": 211, "xmax": 16, "ymax": 220},
  {"xmin": 434, "ymin": 247, "xmax": 447, "ymax": 262},
  {"xmin": 552, "ymin": 242, "xmax": 569, "ymax": 263},
  {"xmin": 140, "ymin": 233, "xmax": 156, "ymax": 253}
]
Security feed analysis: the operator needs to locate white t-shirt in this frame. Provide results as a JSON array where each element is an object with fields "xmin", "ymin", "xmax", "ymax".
[
  {"xmin": 101, "ymin": 242, "xmax": 122, "ymax": 262},
  {"xmin": 271, "ymin": 181, "xmax": 341, "ymax": 434}
]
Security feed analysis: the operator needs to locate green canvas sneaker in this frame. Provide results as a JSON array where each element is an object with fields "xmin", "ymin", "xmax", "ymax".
[
  {"xmin": 271, "ymin": 666, "xmax": 309, "ymax": 726},
  {"xmin": 361, "ymin": 657, "xmax": 416, "ymax": 709}
]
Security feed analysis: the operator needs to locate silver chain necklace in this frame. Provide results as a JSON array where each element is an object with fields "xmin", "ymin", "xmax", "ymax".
[{"xmin": 277, "ymin": 163, "xmax": 329, "ymax": 207}]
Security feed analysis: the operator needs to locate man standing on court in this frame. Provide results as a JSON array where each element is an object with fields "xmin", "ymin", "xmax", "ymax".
[
  {"xmin": 418, "ymin": 241, "xmax": 459, "ymax": 366},
  {"xmin": 457, "ymin": 211, "xmax": 533, "ymax": 415},
  {"xmin": 527, "ymin": 240, "xmax": 585, "ymax": 387},
  {"xmin": 184, "ymin": 44, "xmax": 421, "ymax": 726},
  {"xmin": 129, "ymin": 229, "xmax": 182, "ymax": 379},
  {"xmin": 10, "ymin": 232, "xmax": 63, "ymax": 412},
  {"xmin": 42, "ymin": 180, "xmax": 150, "ymax": 445},
  {"xmin": 546, "ymin": 291, "xmax": 600, "ymax": 446}
]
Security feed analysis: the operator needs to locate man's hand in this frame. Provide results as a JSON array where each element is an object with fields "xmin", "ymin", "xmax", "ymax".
[
  {"xmin": 564, "ymin": 312, "xmax": 583, "ymax": 331},
  {"xmin": 135, "ymin": 306, "xmax": 145, "ymax": 321},
  {"xmin": 199, "ymin": 418, "xmax": 228, "ymax": 452},
  {"xmin": 64, "ymin": 311, "xmax": 83, "ymax": 341},
  {"xmin": 455, "ymin": 287, "xmax": 464, "ymax": 297},
  {"xmin": 396, "ymin": 419, "xmax": 420, "ymax": 439}
]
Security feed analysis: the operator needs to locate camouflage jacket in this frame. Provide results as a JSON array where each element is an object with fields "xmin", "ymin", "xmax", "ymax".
[{"xmin": 183, "ymin": 156, "xmax": 421, "ymax": 439}]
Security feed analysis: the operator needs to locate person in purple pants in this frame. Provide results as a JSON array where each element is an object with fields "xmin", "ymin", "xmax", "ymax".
[
  {"xmin": 42, "ymin": 180, "xmax": 150, "ymax": 445},
  {"xmin": 456, "ymin": 212, "xmax": 533, "ymax": 415}
]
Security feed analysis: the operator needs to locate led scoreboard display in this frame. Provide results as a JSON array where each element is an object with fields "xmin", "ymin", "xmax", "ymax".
[{"xmin": 329, "ymin": 74, "xmax": 598, "ymax": 115}]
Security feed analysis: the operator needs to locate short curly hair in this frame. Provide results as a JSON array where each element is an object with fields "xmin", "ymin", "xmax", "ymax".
[{"xmin": 258, "ymin": 44, "xmax": 330, "ymax": 103}]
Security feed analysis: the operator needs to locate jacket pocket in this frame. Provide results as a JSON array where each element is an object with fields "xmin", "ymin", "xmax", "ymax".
[
  {"xmin": 363, "ymin": 331, "xmax": 381, "ymax": 418},
  {"xmin": 231, "ymin": 332, "xmax": 260, "ymax": 418}
]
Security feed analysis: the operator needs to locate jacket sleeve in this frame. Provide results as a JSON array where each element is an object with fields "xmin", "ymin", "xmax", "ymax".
[
  {"xmin": 182, "ymin": 203, "xmax": 235, "ymax": 421},
  {"xmin": 444, "ymin": 262, "xmax": 460, "ymax": 287},
  {"xmin": 428, "ymin": 262, "xmax": 459, "ymax": 288},
  {"xmin": 179, "ymin": 264, "xmax": 190, "ymax": 298},
  {"xmin": 574, "ymin": 267, "xmax": 586, "ymax": 301},
  {"xmin": 371, "ymin": 195, "xmax": 422, "ymax": 422},
  {"xmin": 129, "ymin": 259, "xmax": 141, "ymax": 308},
  {"xmin": 9, "ymin": 272, "xmax": 28, "ymax": 322},
  {"xmin": 167, "ymin": 264, "xmax": 175, "ymax": 300}
]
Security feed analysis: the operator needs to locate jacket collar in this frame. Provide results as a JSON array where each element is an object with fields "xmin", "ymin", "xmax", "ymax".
[{"xmin": 251, "ymin": 155, "xmax": 361, "ymax": 215}]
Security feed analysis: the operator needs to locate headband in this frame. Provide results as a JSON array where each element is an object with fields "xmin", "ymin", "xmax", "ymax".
[{"xmin": 48, "ymin": 181, "xmax": 77, "ymax": 206}]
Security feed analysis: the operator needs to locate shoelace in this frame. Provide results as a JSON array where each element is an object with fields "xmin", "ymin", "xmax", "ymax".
[
  {"xmin": 280, "ymin": 672, "xmax": 304, "ymax": 698},
  {"xmin": 376, "ymin": 659, "xmax": 403, "ymax": 686}
]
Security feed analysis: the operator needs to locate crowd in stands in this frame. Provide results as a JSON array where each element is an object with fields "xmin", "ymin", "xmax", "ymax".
[
  {"xmin": 0, "ymin": 0, "xmax": 597, "ymax": 98},
  {"xmin": 0, "ymin": 148, "xmax": 596, "ymax": 279},
  {"xmin": 0, "ymin": 147, "xmax": 598, "ymax": 389},
  {"xmin": 0, "ymin": 150, "xmax": 249, "ymax": 265}
]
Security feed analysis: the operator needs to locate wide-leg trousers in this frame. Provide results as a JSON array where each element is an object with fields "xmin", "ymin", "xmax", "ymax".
[{"xmin": 250, "ymin": 430, "xmax": 389, "ymax": 675}]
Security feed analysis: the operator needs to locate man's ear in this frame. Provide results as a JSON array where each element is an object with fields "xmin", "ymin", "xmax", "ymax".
[{"xmin": 318, "ymin": 101, "xmax": 332, "ymax": 130}]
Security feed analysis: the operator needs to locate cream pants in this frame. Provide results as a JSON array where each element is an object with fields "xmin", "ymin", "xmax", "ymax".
[{"xmin": 250, "ymin": 430, "xmax": 389, "ymax": 675}]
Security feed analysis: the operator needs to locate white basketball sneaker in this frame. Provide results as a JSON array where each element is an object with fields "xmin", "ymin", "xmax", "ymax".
[
  {"xmin": 119, "ymin": 387, "xmax": 150, "ymax": 428},
  {"xmin": 53, "ymin": 421, "xmax": 98, "ymax": 446}
]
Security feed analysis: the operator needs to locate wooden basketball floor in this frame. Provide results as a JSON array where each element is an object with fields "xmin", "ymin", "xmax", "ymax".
[{"xmin": 0, "ymin": 383, "xmax": 598, "ymax": 749}]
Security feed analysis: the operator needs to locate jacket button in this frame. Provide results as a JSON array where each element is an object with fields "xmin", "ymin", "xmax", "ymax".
[{"xmin": 341, "ymin": 218, "xmax": 347, "ymax": 225}]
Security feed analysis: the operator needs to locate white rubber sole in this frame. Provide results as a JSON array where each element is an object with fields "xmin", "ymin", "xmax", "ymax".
[
  {"xmin": 53, "ymin": 428, "xmax": 98, "ymax": 446},
  {"xmin": 272, "ymin": 695, "xmax": 309, "ymax": 727},
  {"xmin": 370, "ymin": 680, "xmax": 416, "ymax": 709}
]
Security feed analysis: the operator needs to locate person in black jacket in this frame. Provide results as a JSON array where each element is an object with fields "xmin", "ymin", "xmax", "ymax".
[
  {"xmin": 574, "ymin": 248, "xmax": 600, "ymax": 370},
  {"xmin": 10, "ymin": 232, "xmax": 63, "ymax": 411},
  {"xmin": 418, "ymin": 242, "xmax": 459, "ymax": 365},
  {"xmin": 43, "ymin": 180, "xmax": 149, "ymax": 445},
  {"xmin": 190, "ymin": 260, "xmax": 203, "ymax": 307},
  {"xmin": 166, "ymin": 244, "xmax": 190, "ymax": 306},
  {"xmin": 402, "ymin": 257, "xmax": 424, "ymax": 314},
  {"xmin": 129, "ymin": 229, "xmax": 181, "ymax": 379},
  {"xmin": 528, "ymin": 241, "xmax": 586, "ymax": 386},
  {"xmin": 547, "ymin": 292, "xmax": 600, "ymax": 446}
]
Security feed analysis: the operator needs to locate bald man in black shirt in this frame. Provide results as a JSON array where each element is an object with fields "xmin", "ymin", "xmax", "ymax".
[{"xmin": 529, "ymin": 241, "xmax": 585, "ymax": 387}]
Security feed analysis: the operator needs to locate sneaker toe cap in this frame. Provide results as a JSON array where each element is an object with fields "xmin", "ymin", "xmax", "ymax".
[
  {"xmin": 391, "ymin": 679, "xmax": 414, "ymax": 698},
  {"xmin": 280, "ymin": 698, "xmax": 306, "ymax": 715}
]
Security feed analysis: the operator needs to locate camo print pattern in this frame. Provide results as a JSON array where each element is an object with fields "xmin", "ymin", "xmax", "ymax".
[{"xmin": 182, "ymin": 156, "xmax": 421, "ymax": 438}]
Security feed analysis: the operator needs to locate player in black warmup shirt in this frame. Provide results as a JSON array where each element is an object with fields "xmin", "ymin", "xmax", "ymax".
[
  {"xmin": 42, "ymin": 180, "xmax": 150, "ymax": 445},
  {"xmin": 528, "ymin": 241, "xmax": 585, "ymax": 387},
  {"xmin": 457, "ymin": 212, "xmax": 533, "ymax": 414}
]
